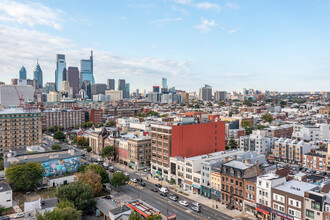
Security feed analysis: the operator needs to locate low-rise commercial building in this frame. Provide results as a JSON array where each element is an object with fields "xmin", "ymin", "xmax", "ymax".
[{"xmin": 0, "ymin": 181, "xmax": 12, "ymax": 208}]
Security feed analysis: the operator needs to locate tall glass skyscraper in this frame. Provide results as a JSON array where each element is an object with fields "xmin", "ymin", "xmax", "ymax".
[
  {"xmin": 33, "ymin": 61, "xmax": 43, "ymax": 89},
  {"xmin": 162, "ymin": 78, "xmax": 167, "ymax": 88},
  {"xmin": 80, "ymin": 51, "xmax": 94, "ymax": 86},
  {"xmin": 19, "ymin": 66, "xmax": 27, "ymax": 80},
  {"xmin": 125, "ymin": 83, "xmax": 130, "ymax": 99},
  {"xmin": 55, "ymin": 54, "xmax": 66, "ymax": 91}
]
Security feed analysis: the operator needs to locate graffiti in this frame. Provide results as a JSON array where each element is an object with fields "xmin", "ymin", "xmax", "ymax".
[{"xmin": 41, "ymin": 156, "xmax": 81, "ymax": 176}]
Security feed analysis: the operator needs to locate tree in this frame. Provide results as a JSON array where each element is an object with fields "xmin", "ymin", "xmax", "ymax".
[
  {"xmin": 76, "ymin": 169, "xmax": 102, "ymax": 196},
  {"xmin": 57, "ymin": 182, "xmax": 96, "ymax": 213},
  {"xmin": 76, "ymin": 137, "xmax": 89, "ymax": 147},
  {"xmin": 241, "ymin": 120, "xmax": 253, "ymax": 135},
  {"xmin": 147, "ymin": 215, "xmax": 162, "ymax": 220},
  {"xmin": 101, "ymin": 146, "xmax": 115, "ymax": 161},
  {"xmin": 54, "ymin": 131, "xmax": 65, "ymax": 141},
  {"xmin": 228, "ymin": 139, "xmax": 238, "ymax": 149},
  {"xmin": 129, "ymin": 211, "xmax": 143, "ymax": 220},
  {"xmin": 5, "ymin": 162, "xmax": 44, "ymax": 191},
  {"xmin": 0, "ymin": 205, "xmax": 6, "ymax": 215},
  {"xmin": 0, "ymin": 156, "xmax": 4, "ymax": 171},
  {"xmin": 86, "ymin": 146, "xmax": 92, "ymax": 152},
  {"xmin": 169, "ymin": 178, "xmax": 176, "ymax": 185},
  {"xmin": 229, "ymin": 111, "xmax": 233, "ymax": 117},
  {"xmin": 106, "ymin": 121, "xmax": 115, "ymax": 127},
  {"xmin": 243, "ymin": 100, "xmax": 252, "ymax": 106},
  {"xmin": 38, "ymin": 200, "xmax": 82, "ymax": 220},
  {"xmin": 225, "ymin": 146, "xmax": 230, "ymax": 150},
  {"xmin": 110, "ymin": 171, "xmax": 129, "ymax": 188},
  {"xmin": 51, "ymin": 144, "xmax": 62, "ymax": 151},
  {"xmin": 256, "ymin": 125, "xmax": 267, "ymax": 130},
  {"xmin": 261, "ymin": 112, "xmax": 273, "ymax": 123},
  {"xmin": 85, "ymin": 164, "xmax": 109, "ymax": 184}
]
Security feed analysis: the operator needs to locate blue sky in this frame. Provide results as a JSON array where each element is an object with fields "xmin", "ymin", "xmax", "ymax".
[{"xmin": 0, "ymin": 0, "xmax": 329, "ymax": 92}]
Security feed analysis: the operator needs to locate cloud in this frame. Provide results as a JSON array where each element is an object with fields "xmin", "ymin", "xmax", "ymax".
[
  {"xmin": 195, "ymin": 2, "xmax": 221, "ymax": 11},
  {"xmin": 195, "ymin": 18, "xmax": 218, "ymax": 33},
  {"xmin": 150, "ymin": 17, "xmax": 182, "ymax": 27},
  {"xmin": 228, "ymin": 29, "xmax": 237, "ymax": 34},
  {"xmin": 0, "ymin": 0, "xmax": 63, "ymax": 30},
  {"xmin": 0, "ymin": 24, "xmax": 192, "ymax": 90},
  {"xmin": 171, "ymin": 5, "xmax": 189, "ymax": 15},
  {"xmin": 172, "ymin": 0, "xmax": 192, "ymax": 4},
  {"xmin": 226, "ymin": 2, "xmax": 240, "ymax": 10}
]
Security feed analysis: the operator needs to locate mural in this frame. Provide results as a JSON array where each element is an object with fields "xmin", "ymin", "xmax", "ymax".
[{"xmin": 41, "ymin": 156, "xmax": 81, "ymax": 176}]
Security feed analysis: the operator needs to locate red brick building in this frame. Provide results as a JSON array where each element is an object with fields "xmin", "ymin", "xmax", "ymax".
[
  {"xmin": 89, "ymin": 108, "xmax": 103, "ymax": 125},
  {"xmin": 42, "ymin": 109, "xmax": 85, "ymax": 129},
  {"xmin": 302, "ymin": 153, "xmax": 327, "ymax": 171}
]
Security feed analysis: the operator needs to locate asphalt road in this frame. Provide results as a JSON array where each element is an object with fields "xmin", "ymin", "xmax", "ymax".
[{"xmin": 115, "ymin": 169, "xmax": 233, "ymax": 220}]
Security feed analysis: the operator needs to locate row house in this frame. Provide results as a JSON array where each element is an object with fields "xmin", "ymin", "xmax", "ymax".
[
  {"xmin": 273, "ymin": 138, "xmax": 313, "ymax": 165},
  {"xmin": 243, "ymin": 177, "xmax": 257, "ymax": 216},
  {"xmin": 271, "ymin": 180, "xmax": 316, "ymax": 220},
  {"xmin": 303, "ymin": 152, "xmax": 327, "ymax": 172},
  {"xmin": 304, "ymin": 185, "xmax": 328, "ymax": 220}
]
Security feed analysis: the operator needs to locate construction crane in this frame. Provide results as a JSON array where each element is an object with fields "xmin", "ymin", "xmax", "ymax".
[{"xmin": 13, "ymin": 84, "xmax": 24, "ymax": 106}]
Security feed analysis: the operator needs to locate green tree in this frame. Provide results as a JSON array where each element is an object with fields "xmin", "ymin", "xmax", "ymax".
[
  {"xmin": 54, "ymin": 131, "xmax": 65, "ymax": 141},
  {"xmin": 85, "ymin": 164, "xmax": 109, "ymax": 184},
  {"xmin": 38, "ymin": 200, "xmax": 82, "ymax": 220},
  {"xmin": 169, "ymin": 178, "xmax": 176, "ymax": 185},
  {"xmin": 0, "ymin": 205, "xmax": 6, "ymax": 215},
  {"xmin": 147, "ymin": 215, "xmax": 162, "ymax": 220},
  {"xmin": 101, "ymin": 146, "xmax": 115, "ymax": 161},
  {"xmin": 228, "ymin": 139, "xmax": 238, "ymax": 149},
  {"xmin": 229, "ymin": 111, "xmax": 233, "ymax": 117},
  {"xmin": 57, "ymin": 182, "xmax": 96, "ymax": 213},
  {"xmin": 106, "ymin": 121, "xmax": 115, "ymax": 127},
  {"xmin": 261, "ymin": 112, "xmax": 273, "ymax": 123},
  {"xmin": 5, "ymin": 162, "xmax": 44, "ymax": 191},
  {"xmin": 86, "ymin": 146, "xmax": 92, "ymax": 152},
  {"xmin": 241, "ymin": 120, "xmax": 253, "ymax": 135},
  {"xmin": 51, "ymin": 144, "xmax": 62, "ymax": 151},
  {"xmin": 0, "ymin": 156, "xmax": 4, "ymax": 171},
  {"xmin": 225, "ymin": 146, "xmax": 230, "ymax": 150},
  {"xmin": 243, "ymin": 100, "xmax": 252, "ymax": 106},
  {"xmin": 129, "ymin": 211, "xmax": 143, "ymax": 220},
  {"xmin": 110, "ymin": 171, "xmax": 129, "ymax": 188},
  {"xmin": 256, "ymin": 125, "xmax": 267, "ymax": 130},
  {"xmin": 76, "ymin": 137, "xmax": 89, "ymax": 147}
]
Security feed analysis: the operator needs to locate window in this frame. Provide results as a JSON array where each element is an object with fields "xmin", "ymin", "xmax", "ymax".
[
  {"xmin": 306, "ymin": 209, "xmax": 314, "ymax": 218},
  {"xmin": 312, "ymin": 201, "xmax": 321, "ymax": 211}
]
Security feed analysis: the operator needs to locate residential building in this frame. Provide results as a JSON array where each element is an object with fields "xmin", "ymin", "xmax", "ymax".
[
  {"xmin": 199, "ymin": 84, "xmax": 212, "ymax": 101},
  {"xmin": 105, "ymin": 90, "xmax": 123, "ymax": 101},
  {"xmin": 210, "ymin": 166, "xmax": 221, "ymax": 201},
  {"xmin": 180, "ymin": 92, "xmax": 189, "ymax": 103},
  {"xmin": 89, "ymin": 108, "xmax": 103, "ymax": 125},
  {"xmin": 67, "ymin": 67, "xmax": 79, "ymax": 97},
  {"xmin": 24, "ymin": 198, "xmax": 58, "ymax": 219},
  {"xmin": 0, "ymin": 181, "xmax": 12, "ymax": 208},
  {"xmin": 0, "ymin": 108, "xmax": 42, "ymax": 154},
  {"xmin": 127, "ymin": 136, "xmax": 151, "ymax": 170},
  {"xmin": 0, "ymin": 85, "xmax": 34, "ymax": 106},
  {"xmin": 80, "ymin": 51, "xmax": 94, "ymax": 85},
  {"xmin": 244, "ymin": 178, "xmax": 257, "ymax": 216},
  {"xmin": 118, "ymin": 79, "xmax": 126, "ymax": 98},
  {"xmin": 214, "ymin": 91, "xmax": 227, "ymax": 101},
  {"xmin": 293, "ymin": 124, "xmax": 330, "ymax": 142},
  {"xmin": 19, "ymin": 66, "xmax": 27, "ymax": 80},
  {"xmin": 117, "ymin": 117, "xmax": 140, "ymax": 128},
  {"xmin": 148, "ymin": 92, "xmax": 161, "ymax": 103},
  {"xmin": 55, "ymin": 54, "xmax": 66, "ymax": 91},
  {"xmin": 240, "ymin": 131, "xmax": 274, "ymax": 155},
  {"xmin": 271, "ymin": 180, "xmax": 316, "ymax": 220},
  {"xmin": 107, "ymin": 79, "xmax": 115, "ymax": 90},
  {"xmin": 304, "ymin": 186, "xmax": 328, "ymax": 220},
  {"xmin": 93, "ymin": 94, "xmax": 111, "ymax": 102},
  {"xmin": 41, "ymin": 109, "xmax": 85, "ymax": 129},
  {"xmin": 303, "ymin": 152, "xmax": 327, "ymax": 172}
]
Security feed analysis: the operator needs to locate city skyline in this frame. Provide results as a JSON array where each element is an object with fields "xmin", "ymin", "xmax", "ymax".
[{"xmin": 0, "ymin": 0, "xmax": 329, "ymax": 92}]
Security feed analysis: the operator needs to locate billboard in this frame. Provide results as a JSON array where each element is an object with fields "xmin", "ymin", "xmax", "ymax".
[{"xmin": 41, "ymin": 156, "xmax": 81, "ymax": 176}]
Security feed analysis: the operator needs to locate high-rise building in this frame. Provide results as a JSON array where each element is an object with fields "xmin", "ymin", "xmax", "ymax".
[
  {"xmin": 0, "ymin": 108, "xmax": 42, "ymax": 153},
  {"xmin": 125, "ymin": 83, "xmax": 130, "ymax": 99},
  {"xmin": 44, "ymin": 82, "xmax": 56, "ymax": 94},
  {"xmin": 199, "ymin": 84, "xmax": 212, "ymax": 101},
  {"xmin": 105, "ymin": 90, "xmax": 123, "ymax": 101},
  {"xmin": 162, "ymin": 78, "xmax": 167, "ymax": 89},
  {"xmin": 19, "ymin": 66, "xmax": 27, "ymax": 80},
  {"xmin": 91, "ymin": 83, "xmax": 107, "ymax": 96},
  {"xmin": 214, "ymin": 91, "xmax": 227, "ymax": 101},
  {"xmin": 118, "ymin": 79, "xmax": 126, "ymax": 98},
  {"xmin": 152, "ymin": 86, "xmax": 159, "ymax": 93},
  {"xmin": 47, "ymin": 91, "xmax": 61, "ymax": 102},
  {"xmin": 67, "ymin": 67, "xmax": 79, "ymax": 98},
  {"xmin": 107, "ymin": 79, "xmax": 115, "ymax": 90},
  {"xmin": 81, "ymin": 80, "xmax": 92, "ymax": 99},
  {"xmin": 55, "ymin": 54, "xmax": 66, "ymax": 91},
  {"xmin": 62, "ymin": 68, "xmax": 67, "ymax": 81},
  {"xmin": 80, "ymin": 51, "xmax": 94, "ymax": 85},
  {"xmin": 33, "ymin": 61, "xmax": 43, "ymax": 89}
]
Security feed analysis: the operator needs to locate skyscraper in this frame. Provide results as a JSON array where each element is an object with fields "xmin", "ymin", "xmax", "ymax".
[
  {"xmin": 125, "ymin": 83, "xmax": 130, "ymax": 99},
  {"xmin": 107, "ymin": 79, "xmax": 115, "ymax": 90},
  {"xmin": 162, "ymin": 78, "xmax": 167, "ymax": 89},
  {"xmin": 19, "ymin": 66, "xmax": 27, "ymax": 80},
  {"xmin": 55, "ymin": 54, "xmax": 66, "ymax": 91},
  {"xmin": 118, "ymin": 79, "xmax": 126, "ymax": 98},
  {"xmin": 80, "ymin": 51, "xmax": 94, "ymax": 85},
  {"xmin": 67, "ymin": 67, "xmax": 79, "ymax": 98},
  {"xmin": 199, "ymin": 84, "xmax": 212, "ymax": 101},
  {"xmin": 62, "ymin": 68, "xmax": 67, "ymax": 81},
  {"xmin": 81, "ymin": 80, "xmax": 92, "ymax": 99},
  {"xmin": 33, "ymin": 61, "xmax": 43, "ymax": 89}
]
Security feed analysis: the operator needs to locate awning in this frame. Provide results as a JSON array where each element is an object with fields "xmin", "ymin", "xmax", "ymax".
[
  {"xmin": 256, "ymin": 207, "xmax": 270, "ymax": 215},
  {"xmin": 184, "ymin": 179, "xmax": 192, "ymax": 185},
  {"xmin": 192, "ymin": 184, "xmax": 200, "ymax": 189}
]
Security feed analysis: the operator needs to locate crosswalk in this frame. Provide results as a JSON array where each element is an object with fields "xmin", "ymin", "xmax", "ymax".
[{"xmin": 127, "ymin": 181, "xmax": 136, "ymax": 186}]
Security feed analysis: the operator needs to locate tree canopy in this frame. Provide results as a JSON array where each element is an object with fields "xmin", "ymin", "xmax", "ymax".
[
  {"xmin": 101, "ymin": 145, "xmax": 115, "ymax": 161},
  {"xmin": 5, "ymin": 162, "xmax": 44, "ymax": 191},
  {"xmin": 76, "ymin": 169, "xmax": 102, "ymax": 196},
  {"xmin": 56, "ymin": 182, "xmax": 96, "ymax": 213},
  {"xmin": 261, "ymin": 112, "xmax": 273, "ymax": 123},
  {"xmin": 54, "ymin": 131, "xmax": 65, "ymax": 141},
  {"xmin": 51, "ymin": 144, "xmax": 62, "ymax": 151},
  {"xmin": 82, "ymin": 164, "xmax": 109, "ymax": 184},
  {"xmin": 110, "ymin": 171, "xmax": 129, "ymax": 188},
  {"xmin": 241, "ymin": 120, "xmax": 253, "ymax": 135},
  {"xmin": 228, "ymin": 139, "xmax": 238, "ymax": 149},
  {"xmin": 75, "ymin": 136, "xmax": 89, "ymax": 147},
  {"xmin": 38, "ymin": 200, "xmax": 82, "ymax": 220}
]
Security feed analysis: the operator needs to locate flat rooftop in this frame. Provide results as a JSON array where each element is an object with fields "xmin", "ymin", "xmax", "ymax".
[
  {"xmin": 126, "ymin": 199, "xmax": 160, "ymax": 217},
  {"xmin": 273, "ymin": 180, "xmax": 316, "ymax": 197},
  {"xmin": 0, "ymin": 108, "xmax": 40, "ymax": 114}
]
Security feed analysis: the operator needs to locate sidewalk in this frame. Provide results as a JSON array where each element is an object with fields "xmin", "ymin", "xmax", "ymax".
[{"xmin": 112, "ymin": 163, "xmax": 256, "ymax": 220}]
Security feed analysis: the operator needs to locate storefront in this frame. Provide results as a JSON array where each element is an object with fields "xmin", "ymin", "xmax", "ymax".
[
  {"xmin": 192, "ymin": 183, "xmax": 201, "ymax": 194},
  {"xmin": 211, "ymin": 189, "xmax": 221, "ymax": 202},
  {"xmin": 183, "ymin": 180, "xmax": 192, "ymax": 191},
  {"xmin": 243, "ymin": 200, "xmax": 256, "ymax": 216},
  {"xmin": 256, "ymin": 203, "xmax": 271, "ymax": 220},
  {"xmin": 201, "ymin": 185, "xmax": 211, "ymax": 198},
  {"xmin": 271, "ymin": 210, "xmax": 294, "ymax": 220}
]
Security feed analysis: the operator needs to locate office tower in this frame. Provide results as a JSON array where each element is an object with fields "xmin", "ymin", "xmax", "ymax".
[
  {"xmin": 55, "ymin": 54, "xmax": 66, "ymax": 91},
  {"xmin": 80, "ymin": 51, "xmax": 94, "ymax": 85},
  {"xmin": 81, "ymin": 80, "xmax": 92, "ymax": 99},
  {"xmin": 62, "ymin": 68, "xmax": 67, "ymax": 81},
  {"xmin": 214, "ymin": 91, "xmax": 227, "ymax": 101},
  {"xmin": 118, "ymin": 79, "xmax": 126, "ymax": 98},
  {"xmin": 19, "ymin": 66, "xmax": 27, "ymax": 80},
  {"xmin": 152, "ymin": 86, "xmax": 159, "ymax": 93},
  {"xmin": 107, "ymin": 79, "xmax": 115, "ymax": 90},
  {"xmin": 0, "ymin": 108, "xmax": 42, "ymax": 152},
  {"xmin": 199, "ymin": 84, "xmax": 212, "ymax": 101},
  {"xmin": 67, "ymin": 67, "xmax": 79, "ymax": 98},
  {"xmin": 91, "ymin": 83, "xmax": 107, "ymax": 96},
  {"xmin": 125, "ymin": 83, "xmax": 130, "ymax": 99},
  {"xmin": 162, "ymin": 78, "xmax": 167, "ymax": 89},
  {"xmin": 33, "ymin": 61, "xmax": 43, "ymax": 89},
  {"xmin": 105, "ymin": 90, "xmax": 123, "ymax": 101},
  {"xmin": 44, "ymin": 82, "xmax": 56, "ymax": 93}
]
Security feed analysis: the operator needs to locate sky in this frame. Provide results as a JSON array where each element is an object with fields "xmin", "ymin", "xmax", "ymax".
[{"xmin": 0, "ymin": 0, "xmax": 330, "ymax": 92}]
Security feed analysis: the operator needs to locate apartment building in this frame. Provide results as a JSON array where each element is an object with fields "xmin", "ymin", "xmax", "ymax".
[
  {"xmin": 127, "ymin": 136, "xmax": 151, "ymax": 170},
  {"xmin": 271, "ymin": 180, "xmax": 316, "ymax": 220},
  {"xmin": 243, "ymin": 178, "xmax": 257, "ymax": 216},
  {"xmin": 0, "ymin": 108, "xmax": 42, "ymax": 154},
  {"xmin": 240, "ymin": 131, "xmax": 274, "ymax": 155},
  {"xmin": 256, "ymin": 174, "xmax": 286, "ymax": 220},
  {"xmin": 151, "ymin": 121, "xmax": 225, "ymax": 181},
  {"xmin": 266, "ymin": 125, "xmax": 293, "ymax": 138},
  {"xmin": 273, "ymin": 138, "xmax": 314, "ymax": 164},
  {"xmin": 89, "ymin": 108, "xmax": 103, "ymax": 125},
  {"xmin": 293, "ymin": 124, "xmax": 330, "ymax": 142},
  {"xmin": 303, "ymin": 152, "xmax": 327, "ymax": 172},
  {"xmin": 210, "ymin": 167, "xmax": 221, "ymax": 201},
  {"xmin": 42, "ymin": 109, "xmax": 85, "ymax": 129},
  {"xmin": 116, "ymin": 117, "xmax": 140, "ymax": 128},
  {"xmin": 304, "ymin": 186, "xmax": 328, "ymax": 220}
]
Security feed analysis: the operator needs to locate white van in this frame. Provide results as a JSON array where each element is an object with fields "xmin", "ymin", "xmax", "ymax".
[{"xmin": 159, "ymin": 187, "xmax": 168, "ymax": 193}]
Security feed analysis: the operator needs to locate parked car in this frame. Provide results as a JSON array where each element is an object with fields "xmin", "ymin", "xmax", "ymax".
[
  {"xmin": 179, "ymin": 200, "xmax": 189, "ymax": 207},
  {"xmin": 0, "ymin": 216, "xmax": 10, "ymax": 220},
  {"xmin": 131, "ymin": 178, "xmax": 137, "ymax": 183},
  {"xmin": 160, "ymin": 187, "xmax": 168, "ymax": 193},
  {"xmin": 191, "ymin": 206, "xmax": 201, "ymax": 212},
  {"xmin": 102, "ymin": 195, "xmax": 111, "ymax": 200},
  {"xmin": 109, "ymin": 168, "xmax": 115, "ymax": 173},
  {"xmin": 151, "ymin": 188, "xmax": 158, "ymax": 192},
  {"xmin": 169, "ymin": 195, "xmax": 178, "ymax": 201},
  {"xmin": 136, "ymin": 178, "xmax": 142, "ymax": 182},
  {"xmin": 155, "ymin": 184, "xmax": 161, "ymax": 188},
  {"xmin": 192, "ymin": 202, "xmax": 201, "ymax": 207},
  {"xmin": 160, "ymin": 192, "xmax": 167, "ymax": 197},
  {"xmin": 140, "ymin": 182, "xmax": 146, "ymax": 187},
  {"xmin": 14, "ymin": 213, "xmax": 25, "ymax": 219}
]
